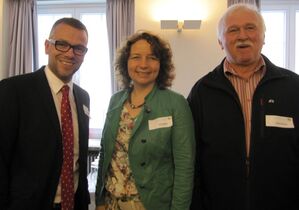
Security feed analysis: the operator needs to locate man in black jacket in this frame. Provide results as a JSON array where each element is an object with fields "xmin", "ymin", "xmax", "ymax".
[
  {"xmin": 0, "ymin": 17, "xmax": 90, "ymax": 210},
  {"xmin": 188, "ymin": 3, "xmax": 299, "ymax": 210}
]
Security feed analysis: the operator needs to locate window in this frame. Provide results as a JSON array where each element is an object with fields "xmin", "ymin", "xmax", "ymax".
[
  {"xmin": 37, "ymin": 1, "xmax": 111, "ymax": 138},
  {"xmin": 261, "ymin": 0, "xmax": 299, "ymax": 73},
  {"xmin": 261, "ymin": 10, "xmax": 286, "ymax": 68}
]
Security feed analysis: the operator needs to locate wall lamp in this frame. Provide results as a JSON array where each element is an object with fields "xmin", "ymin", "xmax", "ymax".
[{"xmin": 160, "ymin": 20, "xmax": 202, "ymax": 32}]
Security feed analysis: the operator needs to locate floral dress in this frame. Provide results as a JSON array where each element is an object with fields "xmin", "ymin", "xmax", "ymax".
[{"xmin": 105, "ymin": 106, "xmax": 141, "ymax": 209}]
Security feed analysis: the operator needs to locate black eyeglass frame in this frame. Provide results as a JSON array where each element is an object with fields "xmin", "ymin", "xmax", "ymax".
[{"xmin": 47, "ymin": 39, "xmax": 88, "ymax": 56}]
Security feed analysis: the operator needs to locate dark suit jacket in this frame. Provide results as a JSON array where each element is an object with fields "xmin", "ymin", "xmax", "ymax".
[{"xmin": 0, "ymin": 67, "xmax": 90, "ymax": 210}]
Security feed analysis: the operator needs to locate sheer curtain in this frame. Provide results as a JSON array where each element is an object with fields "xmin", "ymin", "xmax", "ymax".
[
  {"xmin": 106, "ymin": 0, "xmax": 134, "ymax": 93},
  {"xmin": 8, "ymin": 0, "xmax": 39, "ymax": 77},
  {"xmin": 228, "ymin": 0, "xmax": 260, "ymax": 9}
]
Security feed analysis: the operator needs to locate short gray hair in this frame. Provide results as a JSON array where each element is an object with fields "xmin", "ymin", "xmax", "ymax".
[{"xmin": 217, "ymin": 3, "xmax": 266, "ymax": 40}]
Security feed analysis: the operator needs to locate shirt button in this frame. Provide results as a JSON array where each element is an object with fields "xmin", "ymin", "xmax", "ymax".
[{"xmin": 141, "ymin": 139, "xmax": 147, "ymax": 143}]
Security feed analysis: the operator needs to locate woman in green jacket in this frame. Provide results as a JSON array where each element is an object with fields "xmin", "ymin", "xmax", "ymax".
[{"xmin": 95, "ymin": 31, "xmax": 195, "ymax": 210}]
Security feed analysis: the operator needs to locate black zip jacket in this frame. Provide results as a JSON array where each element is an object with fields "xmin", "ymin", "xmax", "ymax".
[{"xmin": 188, "ymin": 55, "xmax": 299, "ymax": 210}]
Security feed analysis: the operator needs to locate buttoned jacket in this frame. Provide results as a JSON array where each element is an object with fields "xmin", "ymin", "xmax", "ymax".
[
  {"xmin": 95, "ymin": 85, "xmax": 195, "ymax": 210},
  {"xmin": 0, "ymin": 67, "xmax": 90, "ymax": 210}
]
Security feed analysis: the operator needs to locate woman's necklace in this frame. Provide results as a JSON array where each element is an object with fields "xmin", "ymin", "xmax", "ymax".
[{"xmin": 128, "ymin": 91, "xmax": 145, "ymax": 109}]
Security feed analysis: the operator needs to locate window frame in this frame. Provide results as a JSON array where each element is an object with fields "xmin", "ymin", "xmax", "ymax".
[
  {"xmin": 261, "ymin": 0, "xmax": 299, "ymax": 72},
  {"xmin": 37, "ymin": 1, "xmax": 109, "ymax": 139},
  {"xmin": 37, "ymin": 2, "xmax": 106, "ymax": 19}
]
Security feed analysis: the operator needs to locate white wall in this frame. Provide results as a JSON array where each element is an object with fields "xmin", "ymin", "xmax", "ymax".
[
  {"xmin": 0, "ymin": 0, "xmax": 8, "ymax": 80},
  {"xmin": 0, "ymin": 0, "xmax": 4, "ymax": 80},
  {"xmin": 0, "ymin": 0, "xmax": 227, "ymax": 95},
  {"xmin": 135, "ymin": 0, "xmax": 226, "ymax": 96}
]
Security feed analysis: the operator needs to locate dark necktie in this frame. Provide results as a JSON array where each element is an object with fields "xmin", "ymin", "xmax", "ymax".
[{"xmin": 60, "ymin": 85, "xmax": 74, "ymax": 210}]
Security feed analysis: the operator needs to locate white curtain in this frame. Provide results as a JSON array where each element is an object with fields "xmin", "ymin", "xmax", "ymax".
[
  {"xmin": 106, "ymin": 0, "xmax": 134, "ymax": 93},
  {"xmin": 8, "ymin": 0, "xmax": 39, "ymax": 77},
  {"xmin": 228, "ymin": 0, "xmax": 260, "ymax": 9}
]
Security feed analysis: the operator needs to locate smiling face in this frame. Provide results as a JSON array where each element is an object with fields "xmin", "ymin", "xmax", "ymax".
[
  {"xmin": 218, "ymin": 8, "xmax": 265, "ymax": 67},
  {"xmin": 127, "ymin": 39, "xmax": 160, "ymax": 89},
  {"xmin": 45, "ymin": 23, "xmax": 88, "ymax": 83}
]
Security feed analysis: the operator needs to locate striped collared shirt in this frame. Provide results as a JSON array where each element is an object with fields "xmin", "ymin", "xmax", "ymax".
[{"xmin": 224, "ymin": 57, "xmax": 266, "ymax": 156}]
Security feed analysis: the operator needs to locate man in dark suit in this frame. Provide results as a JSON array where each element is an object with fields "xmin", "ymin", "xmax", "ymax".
[{"xmin": 0, "ymin": 17, "xmax": 90, "ymax": 210}]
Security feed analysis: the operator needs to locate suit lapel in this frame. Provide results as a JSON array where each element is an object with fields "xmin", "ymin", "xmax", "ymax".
[
  {"xmin": 73, "ymin": 85, "xmax": 89, "ymax": 158},
  {"xmin": 105, "ymin": 104, "xmax": 122, "ymax": 154},
  {"xmin": 34, "ymin": 68, "xmax": 62, "ymax": 140},
  {"xmin": 130, "ymin": 86, "xmax": 158, "ymax": 140},
  {"xmin": 103, "ymin": 92, "xmax": 127, "ymax": 157}
]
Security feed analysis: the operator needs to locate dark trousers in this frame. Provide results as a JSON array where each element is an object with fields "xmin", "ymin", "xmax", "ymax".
[{"xmin": 52, "ymin": 203, "xmax": 61, "ymax": 210}]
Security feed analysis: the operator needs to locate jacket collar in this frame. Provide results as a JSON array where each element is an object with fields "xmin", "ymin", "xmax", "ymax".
[
  {"xmin": 111, "ymin": 84, "xmax": 159, "ymax": 111},
  {"xmin": 144, "ymin": 84, "xmax": 159, "ymax": 103},
  {"xmin": 202, "ymin": 55, "xmax": 290, "ymax": 92},
  {"xmin": 105, "ymin": 84, "xmax": 159, "ymax": 144}
]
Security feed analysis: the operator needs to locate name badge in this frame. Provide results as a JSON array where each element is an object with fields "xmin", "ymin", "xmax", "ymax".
[
  {"xmin": 265, "ymin": 115, "xmax": 294, "ymax": 128},
  {"xmin": 83, "ymin": 104, "xmax": 90, "ymax": 118},
  {"xmin": 148, "ymin": 116, "xmax": 173, "ymax": 130}
]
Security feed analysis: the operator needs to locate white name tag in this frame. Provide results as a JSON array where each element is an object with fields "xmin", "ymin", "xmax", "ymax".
[
  {"xmin": 265, "ymin": 115, "xmax": 294, "ymax": 128},
  {"xmin": 148, "ymin": 116, "xmax": 173, "ymax": 130},
  {"xmin": 83, "ymin": 104, "xmax": 90, "ymax": 118}
]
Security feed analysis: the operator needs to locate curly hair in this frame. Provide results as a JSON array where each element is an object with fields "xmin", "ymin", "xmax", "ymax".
[{"xmin": 115, "ymin": 31, "xmax": 175, "ymax": 89}]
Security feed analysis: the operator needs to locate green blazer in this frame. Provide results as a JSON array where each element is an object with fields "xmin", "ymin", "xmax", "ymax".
[{"xmin": 95, "ymin": 85, "xmax": 195, "ymax": 210}]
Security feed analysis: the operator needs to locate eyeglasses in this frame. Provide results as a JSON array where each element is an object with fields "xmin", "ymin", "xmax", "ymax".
[{"xmin": 47, "ymin": 39, "xmax": 88, "ymax": 56}]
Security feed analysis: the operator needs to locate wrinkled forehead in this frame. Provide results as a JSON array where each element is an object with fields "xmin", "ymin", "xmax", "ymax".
[
  {"xmin": 226, "ymin": 9, "xmax": 259, "ymax": 26},
  {"xmin": 222, "ymin": 9, "xmax": 266, "ymax": 37}
]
